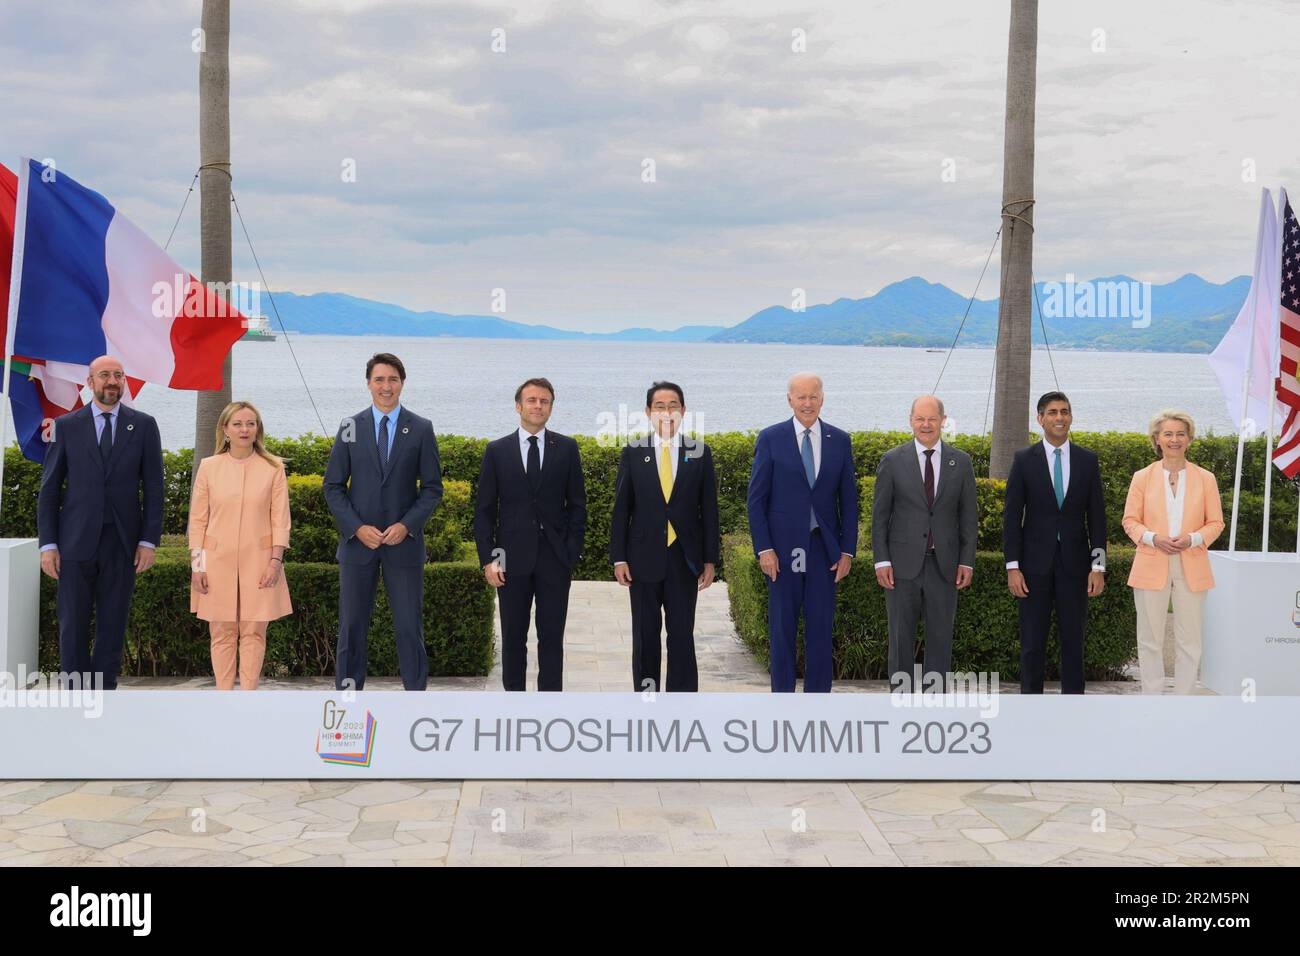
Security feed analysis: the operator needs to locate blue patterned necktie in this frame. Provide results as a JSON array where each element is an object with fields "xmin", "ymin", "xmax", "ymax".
[
  {"xmin": 1053, "ymin": 447, "xmax": 1065, "ymax": 508},
  {"xmin": 801, "ymin": 427, "xmax": 818, "ymax": 531},
  {"xmin": 378, "ymin": 415, "xmax": 390, "ymax": 472}
]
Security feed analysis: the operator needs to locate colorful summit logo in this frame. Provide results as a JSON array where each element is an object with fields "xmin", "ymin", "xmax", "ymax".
[{"xmin": 315, "ymin": 699, "xmax": 377, "ymax": 768}]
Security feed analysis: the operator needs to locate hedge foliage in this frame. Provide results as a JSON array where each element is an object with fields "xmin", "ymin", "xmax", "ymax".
[
  {"xmin": 725, "ymin": 538, "xmax": 1139, "ymax": 683},
  {"xmin": 37, "ymin": 553, "xmax": 495, "ymax": 678},
  {"xmin": 7, "ymin": 429, "xmax": 1298, "ymax": 583}
]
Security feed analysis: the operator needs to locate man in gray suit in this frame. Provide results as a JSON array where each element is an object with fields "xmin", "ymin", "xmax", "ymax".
[
  {"xmin": 872, "ymin": 395, "xmax": 976, "ymax": 691},
  {"xmin": 325, "ymin": 352, "xmax": 443, "ymax": 691}
]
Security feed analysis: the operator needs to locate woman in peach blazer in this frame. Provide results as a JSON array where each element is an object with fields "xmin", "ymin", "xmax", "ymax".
[
  {"xmin": 189, "ymin": 401, "xmax": 293, "ymax": 689},
  {"xmin": 1121, "ymin": 410, "xmax": 1224, "ymax": 695}
]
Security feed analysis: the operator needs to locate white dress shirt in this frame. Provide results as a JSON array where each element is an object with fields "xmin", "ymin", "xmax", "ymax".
[
  {"xmin": 792, "ymin": 416, "xmax": 821, "ymax": 478},
  {"xmin": 1141, "ymin": 467, "xmax": 1204, "ymax": 548},
  {"xmin": 518, "ymin": 426, "xmax": 546, "ymax": 470}
]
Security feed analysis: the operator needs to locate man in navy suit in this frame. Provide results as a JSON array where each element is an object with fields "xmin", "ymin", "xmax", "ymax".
[
  {"xmin": 474, "ymin": 378, "xmax": 586, "ymax": 691},
  {"xmin": 324, "ymin": 353, "xmax": 443, "ymax": 691},
  {"xmin": 610, "ymin": 381, "xmax": 721, "ymax": 692},
  {"xmin": 38, "ymin": 355, "xmax": 164, "ymax": 689},
  {"xmin": 1003, "ymin": 391, "xmax": 1107, "ymax": 693},
  {"xmin": 746, "ymin": 373, "xmax": 858, "ymax": 692}
]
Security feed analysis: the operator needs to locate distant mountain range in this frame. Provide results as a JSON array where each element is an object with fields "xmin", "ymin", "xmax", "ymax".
[{"xmin": 259, "ymin": 274, "xmax": 1250, "ymax": 353}]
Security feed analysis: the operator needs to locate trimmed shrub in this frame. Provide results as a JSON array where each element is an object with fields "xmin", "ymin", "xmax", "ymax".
[
  {"xmin": 38, "ymin": 554, "xmax": 494, "ymax": 678},
  {"xmin": 726, "ymin": 538, "xmax": 1137, "ymax": 683}
]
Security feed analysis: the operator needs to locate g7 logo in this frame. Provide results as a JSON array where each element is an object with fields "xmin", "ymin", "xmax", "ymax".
[{"xmin": 322, "ymin": 700, "xmax": 347, "ymax": 731}]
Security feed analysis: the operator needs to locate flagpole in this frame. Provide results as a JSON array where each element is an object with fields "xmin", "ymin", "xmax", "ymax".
[
  {"xmin": 1262, "ymin": 188, "xmax": 1286, "ymax": 551},
  {"xmin": 1229, "ymin": 188, "xmax": 1271, "ymax": 553},
  {"xmin": 0, "ymin": 158, "xmax": 31, "ymax": 509}
]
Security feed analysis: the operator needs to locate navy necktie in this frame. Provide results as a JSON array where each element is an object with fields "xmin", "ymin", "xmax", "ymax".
[
  {"xmin": 99, "ymin": 412, "xmax": 114, "ymax": 464},
  {"xmin": 378, "ymin": 415, "xmax": 390, "ymax": 472},
  {"xmin": 527, "ymin": 435, "xmax": 541, "ymax": 490}
]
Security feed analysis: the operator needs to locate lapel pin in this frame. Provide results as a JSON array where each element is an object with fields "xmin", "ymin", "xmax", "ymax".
[
  {"xmin": 948, "ymin": 459, "xmax": 954, "ymax": 466},
  {"xmin": 402, "ymin": 427, "xmax": 409, "ymax": 434},
  {"xmin": 644, "ymin": 456, "xmax": 651, "ymax": 463},
  {"xmin": 126, "ymin": 423, "xmax": 134, "ymax": 431}
]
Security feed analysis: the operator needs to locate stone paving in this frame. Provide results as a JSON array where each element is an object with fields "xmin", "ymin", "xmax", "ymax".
[{"xmin": 2, "ymin": 581, "xmax": 1284, "ymax": 867}]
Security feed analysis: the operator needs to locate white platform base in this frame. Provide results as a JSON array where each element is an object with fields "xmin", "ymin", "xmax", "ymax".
[
  {"xmin": 1202, "ymin": 550, "xmax": 1300, "ymax": 696},
  {"xmin": 0, "ymin": 539, "xmax": 39, "ymax": 683}
]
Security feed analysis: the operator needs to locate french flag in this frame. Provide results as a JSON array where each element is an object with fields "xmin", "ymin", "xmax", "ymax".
[{"xmin": 2, "ymin": 157, "xmax": 246, "ymax": 392}]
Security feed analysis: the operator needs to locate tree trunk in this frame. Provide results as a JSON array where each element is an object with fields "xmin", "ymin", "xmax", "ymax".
[
  {"xmin": 193, "ymin": 0, "xmax": 232, "ymax": 479},
  {"xmin": 989, "ymin": 0, "xmax": 1038, "ymax": 480}
]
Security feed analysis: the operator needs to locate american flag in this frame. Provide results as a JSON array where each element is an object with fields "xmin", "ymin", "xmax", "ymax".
[{"xmin": 1273, "ymin": 194, "xmax": 1300, "ymax": 477}]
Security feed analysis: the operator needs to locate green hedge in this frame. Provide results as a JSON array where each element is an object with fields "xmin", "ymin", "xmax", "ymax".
[
  {"xmin": 7, "ymin": 430, "xmax": 1299, "ymax": 581},
  {"xmin": 726, "ymin": 537, "xmax": 1138, "ymax": 683},
  {"xmin": 37, "ymin": 555, "xmax": 495, "ymax": 678}
]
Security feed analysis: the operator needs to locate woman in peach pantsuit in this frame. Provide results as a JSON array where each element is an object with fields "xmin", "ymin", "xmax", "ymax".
[
  {"xmin": 1121, "ymin": 410, "xmax": 1224, "ymax": 695},
  {"xmin": 189, "ymin": 401, "xmax": 293, "ymax": 689}
]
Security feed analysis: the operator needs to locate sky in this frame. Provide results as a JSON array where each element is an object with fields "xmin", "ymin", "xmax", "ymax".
[{"xmin": 2, "ymin": 0, "xmax": 1296, "ymax": 332}]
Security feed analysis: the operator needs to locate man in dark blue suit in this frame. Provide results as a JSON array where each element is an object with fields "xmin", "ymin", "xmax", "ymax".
[
  {"xmin": 38, "ymin": 356, "xmax": 164, "ymax": 689},
  {"xmin": 324, "ymin": 353, "xmax": 443, "ymax": 691},
  {"xmin": 474, "ymin": 378, "xmax": 586, "ymax": 691},
  {"xmin": 1003, "ymin": 391, "xmax": 1107, "ymax": 693},
  {"xmin": 746, "ymin": 373, "xmax": 858, "ymax": 692}
]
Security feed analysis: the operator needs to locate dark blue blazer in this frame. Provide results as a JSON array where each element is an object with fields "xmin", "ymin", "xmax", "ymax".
[
  {"xmin": 747, "ymin": 419, "xmax": 859, "ymax": 569},
  {"xmin": 474, "ymin": 430, "xmax": 587, "ymax": 576},
  {"xmin": 37, "ymin": 404, "xmax": 164, "ymax": 560},
  {"xmin": 609, "ymin": 436, "xmax": 721, "ymax": 580},
  {"xmin": 323, "ymin": 407, "xmax": 443, "ymax": 566},
  {"xmin": 1003, "ymin": 441, "xmax": 1107, "ymax": 578}
]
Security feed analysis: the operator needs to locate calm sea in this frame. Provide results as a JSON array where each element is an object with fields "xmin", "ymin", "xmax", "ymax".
[{"xmin": 21, "ymin": 337, "xmax": 1238, "ymax": 450}]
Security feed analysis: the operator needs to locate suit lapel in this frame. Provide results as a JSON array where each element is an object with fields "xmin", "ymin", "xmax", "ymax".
[
  {"xmin": 1147, "ymin": 462, "xmax": 1168, "ymax": 533},
  {"xmin": 103, "ymin": 405, "xmax": 138, "ymax": 477},
  {"xmin": 812, "ymin": 426, "xmax": 834, "ymax": 490},
  {"xmin": 358, "ymin": 408, "xmax": 383, "ymax": 479},
  {"xmin": 930, "ymin": 442, "xmax": 951, "ymax": 507},
  {"xmin": 380, "ymin": 408, "xmax": 411, "ymax": 483}
]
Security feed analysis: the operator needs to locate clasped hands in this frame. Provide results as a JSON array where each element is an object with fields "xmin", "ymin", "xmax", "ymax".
[{"xmin": 356, "ymin": 523, "xmax": 409, "ymax": 549}]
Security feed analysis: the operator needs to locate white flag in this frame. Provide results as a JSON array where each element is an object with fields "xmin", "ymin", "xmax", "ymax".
[{"xmin": 1208, "ymin": 188, "xmax": 1283, "ymax": 435}]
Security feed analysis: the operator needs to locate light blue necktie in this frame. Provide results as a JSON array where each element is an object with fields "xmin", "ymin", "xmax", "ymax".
[
  {"xmin": 801, "ymin": 428, "xmax": 818, "ymax": 530},
  {"xmin": 1052, "ymin": 447, "xmax": 1065, "ymax": 508},
  {"xmin": 1053, "ymin": 447, "xmax": 1064, "ymax": 543}
]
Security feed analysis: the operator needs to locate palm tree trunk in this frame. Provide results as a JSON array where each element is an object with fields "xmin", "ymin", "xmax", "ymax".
[
  {"xmin": 990, "ymin": 0, "xmax": 1038, "ymax": 479},
  {"xmin": 192, "ymin": 0, "xmax": 232, "ymax": 479}
]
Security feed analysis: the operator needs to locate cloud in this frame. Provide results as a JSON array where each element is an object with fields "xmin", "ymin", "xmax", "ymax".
[{"xmin": 1, "ymin": 0, "xmax": 1293, "ymax": 330}]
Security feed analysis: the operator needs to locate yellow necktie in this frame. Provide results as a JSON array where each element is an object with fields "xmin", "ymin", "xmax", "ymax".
[{"xmin": 660, "ymin": 443, "xmax": 676, "ymax": 547}]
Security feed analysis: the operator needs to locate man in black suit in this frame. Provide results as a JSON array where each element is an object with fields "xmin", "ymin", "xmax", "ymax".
[
  {"xmin": 610, "ymin": 382, "xmax": 720, "ymax": 692},
  {"xmin": 474, "ymin": 378, "xmax": 586, "ymax": 691},
  {"xmin": 38, "ymin": 355, "xmax": 164, "ymax": 689},
  {"xmin": 1003, "ymin": 390, "xmax": 1107, "ymax": 694},
  {"xmin": 324, "ymin": 352, "xmax": 443, "ymax": 691}
]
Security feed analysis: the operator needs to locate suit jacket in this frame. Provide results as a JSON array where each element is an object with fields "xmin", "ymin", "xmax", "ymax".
[
  {"xmin": 188, "ymin": 453, "xmax": 293, "ymax": 622},
  {"xmin": 1122, "ymin": 460, "xmax": 1224, "ymax": 592},
  {"xmin": 1003, "ymin": 441, "xmax": 1107, "ymax": 578},
  {"xmin": 474, "ymin": 430, "xmax": 587, "ymax": 576},
  {"xmin": 323, "ymin": 407, "xmax": 443, "ymax": 566},
  {"xmin": 872, "ymin": 440, "xmax": 976, "ymax": 581},
  {"xmin": 37, "ymin": 404, "xmax": 164, "ymax": 560},
  {"xmin": 609, "ymin": 436, "xmax": 721, "ymax": 580},
  {"xmin": 746, "ymin": 419, "xmax": 858, "ymax": 569}
]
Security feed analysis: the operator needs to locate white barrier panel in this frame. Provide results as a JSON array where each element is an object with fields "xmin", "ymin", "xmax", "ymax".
[
  {"xmin": 2, "ymin": 690, "xmax": 1298, "ymax": 781},
  {"xmin": 0, "ymin": 539, "xmax": 40, "ymax": 678},
  {"xmin": 1203, "ymin": 551, "xmax": 1300, "ymax": 696}
]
